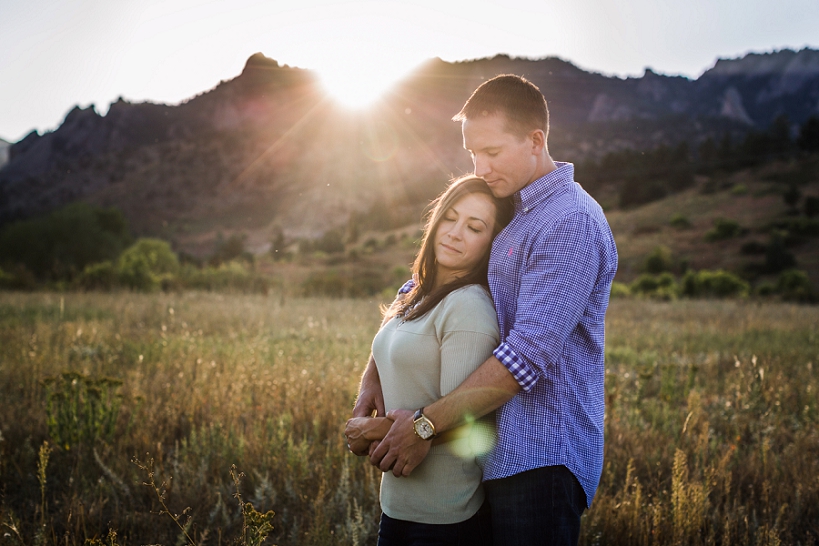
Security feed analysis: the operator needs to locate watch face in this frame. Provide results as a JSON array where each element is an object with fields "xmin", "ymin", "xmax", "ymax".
[{"xmin": 414, "ymin": 419, "xmax": 435, "ymax": 440}]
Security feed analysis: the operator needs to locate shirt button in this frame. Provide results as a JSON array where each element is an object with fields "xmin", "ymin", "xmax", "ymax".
[{"xmin": 524, "ymin": 207, "xmax": 529, "ymax": 213}]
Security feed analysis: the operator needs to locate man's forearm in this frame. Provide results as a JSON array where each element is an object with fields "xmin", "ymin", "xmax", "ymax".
[{"xmin": 423, "ymin": 355, "xmax": 521, "ymax": 433}]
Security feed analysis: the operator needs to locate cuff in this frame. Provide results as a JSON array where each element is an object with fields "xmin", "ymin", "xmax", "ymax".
[
  {"xmin": 493, "ymin": 342, "xmax": 539, "ymax": 392},
  {"xmin": 398, "ymin": 279, "xmax": 415, "ymax": 295}
]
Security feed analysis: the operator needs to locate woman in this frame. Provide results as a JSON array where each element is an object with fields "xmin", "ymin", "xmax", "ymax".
[{"xmin": 345, "ymin": 175, "xmax": 513, "ymax": 545}]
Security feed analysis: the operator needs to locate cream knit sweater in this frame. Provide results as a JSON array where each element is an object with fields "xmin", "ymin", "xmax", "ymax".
[{"xmin": 373, "ymin": 284, "xmax": 499, "ymax": 524}]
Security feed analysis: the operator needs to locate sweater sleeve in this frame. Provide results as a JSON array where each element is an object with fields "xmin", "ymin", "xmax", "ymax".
[{"xmin": 436, "ymin": 286, "xmax": 500, "ymax": 396}]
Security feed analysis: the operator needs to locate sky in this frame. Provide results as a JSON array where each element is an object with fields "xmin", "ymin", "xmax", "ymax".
[{"xmin": 1, "ymin": 0, "xmax": 818, "ymax": 143}]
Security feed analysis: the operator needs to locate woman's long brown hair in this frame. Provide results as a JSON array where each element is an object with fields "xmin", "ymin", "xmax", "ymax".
[{"xmin": 385, "ymin": 175, "xmax": 514, "ymax": 322}]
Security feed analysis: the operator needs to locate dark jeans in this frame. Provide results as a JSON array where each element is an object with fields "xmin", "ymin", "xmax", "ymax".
[
  {"xmin": 377, "ymin": 501, "xmax": 493, "ymax": 546},
  {"xmin": 484, "ymin": 465, "xmax": 587, "ymax": 546}
]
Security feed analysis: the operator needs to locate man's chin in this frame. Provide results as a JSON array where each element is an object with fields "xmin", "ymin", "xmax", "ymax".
[{"xmin": 488, "ymin": 185, "xmax": 511, "ymax": 199}]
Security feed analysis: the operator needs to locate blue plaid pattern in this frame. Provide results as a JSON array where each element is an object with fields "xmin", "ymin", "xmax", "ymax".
[{"xmin": 484, "ymin": 162, "xmax": 617, "ymax": 508}]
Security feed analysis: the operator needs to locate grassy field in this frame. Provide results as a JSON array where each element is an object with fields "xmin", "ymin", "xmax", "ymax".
[{"xmin": 0, "ymin": 291, "xmax": 817, "ymax": 545}]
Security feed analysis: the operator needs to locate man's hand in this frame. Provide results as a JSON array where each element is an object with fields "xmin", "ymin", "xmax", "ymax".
[
  {"xmin": 369, "ymin": 409, "xmax": 432, "ymax": 477},
  {"xmin": 352, "ymin": 355, "xmax": 386, "ymax": 418}
]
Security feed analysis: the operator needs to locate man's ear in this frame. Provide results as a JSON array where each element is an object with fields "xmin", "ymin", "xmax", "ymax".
[{"xmin": 529, "ymin": 129, "xmax": 546, "ymax": 152}]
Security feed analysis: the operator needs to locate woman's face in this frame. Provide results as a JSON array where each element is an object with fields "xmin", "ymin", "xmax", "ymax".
[{"xmin": 433, "ymin": 192, "xmax": 497, "ymax": 286}]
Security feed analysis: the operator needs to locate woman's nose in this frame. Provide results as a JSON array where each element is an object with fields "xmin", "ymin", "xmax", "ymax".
[{"xmin": 447, "ymin": 224, "xmax": 464, "ymax": 240}]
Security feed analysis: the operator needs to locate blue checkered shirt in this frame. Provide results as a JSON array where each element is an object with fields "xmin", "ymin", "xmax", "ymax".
[
  {"xmin": 484, "ymin": 162, "xmax": 617, "ymax": 507},
  {"xmin": 397, "ymin": 162, "xmax": 616, "ymax": 507}
]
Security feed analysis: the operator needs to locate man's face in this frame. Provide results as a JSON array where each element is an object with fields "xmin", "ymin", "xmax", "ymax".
[{"xmin": 462, "ymin": 113, "xmax": 538, "ymax": 198}]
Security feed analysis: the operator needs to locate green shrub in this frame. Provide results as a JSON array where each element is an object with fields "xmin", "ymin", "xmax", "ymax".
[
  {"xmin": 0, "ymin": 266, "xmax": 15, "ymax": 289},
  {"xmin": 740, "ymin": 241, "xmax": 767, "ymax": 255},
  {"xmin": 178, "ymin": 262, "xmax": 272, "ymax": 293},
  {"xmin": 301, "ymin": 267, "xmax": 387, "ymax": 298},
  {"xmin": 763, "ymin": 233, "xmax": 797, "ymax": 273},
  {"xmin": 804, "ymin": 195, "xmax": 819, "ymax": 218},
  {"xmin": 630, "ymin": 273, "xmax": 677, "ymax": 300},
  {"xmin": 705, "ymin": 218, "xmax": 743, "ymax": 242},
  {"xmin": 776, "ymin": 269, "xmax": 816, "ymax": 302},
  {"xmin": 210, "ymin": 233, "xmax": 253, "ymax": 265},
  {"xmin": 0, "ymin": 264, "xmax": 37, "ymax": 290},
  {"xmin": 755, "ymin": 282, "xmax": 776, "ymax": 296},
  {"xmin": 643, "ymin": 245, "xmax": 674, "ymax": 274},
  {"xmin": 75, "ymin": 261, "xmax": 118, "ymax": 291},
  {"xmin": 779, "ymin": 217, "xmax": 819, "ymax": 239},
  {"xmin": 609, "ymin": 281, "xmax": 631, "ymax": 299},
  {"xmin": 730, "ymin": 183, "xmax": 748, "ymax": 195},
  {"xmin": 669, "ymin": 213, "xmax": 691, "ymax": 229},
  {"xmin": 680, "ymin": 269, "xmax": 749, "ymax": 298},
  {"xmin": 0, "ymin": 203, "xmax": 131, "ymax": 281},
  {"xmin": 117, "ymin": 238, "xmax": 179, "ymax": 291}
]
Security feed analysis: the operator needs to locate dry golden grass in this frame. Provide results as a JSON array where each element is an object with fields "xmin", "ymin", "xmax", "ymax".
[{"xmin": 0, "ymin": 292, "xmax": 817, "ymax": 545}]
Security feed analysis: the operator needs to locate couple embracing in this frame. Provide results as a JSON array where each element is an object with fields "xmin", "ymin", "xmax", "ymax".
[{"xmin": 345, "ymin": 75, "xmax": 618, "ymax": 546}]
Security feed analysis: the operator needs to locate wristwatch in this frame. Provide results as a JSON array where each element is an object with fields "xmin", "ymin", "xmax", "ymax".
[{"xmin": 412, "ymin": 408, "xmax": 437, "ymax": 440}]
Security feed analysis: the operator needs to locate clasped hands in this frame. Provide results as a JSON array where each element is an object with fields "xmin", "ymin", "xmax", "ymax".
[{"xmin": 344, "ymin": 409, "xmax": 432, "ymax": 477}]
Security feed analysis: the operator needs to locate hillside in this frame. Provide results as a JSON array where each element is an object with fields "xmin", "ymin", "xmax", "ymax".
[
  {"xmin": 606, "ymin": 159, "xmax": 819, "ymax": 287},
  {"xmin": 274, "ymin": 155, "xmax": 819, "ymax": 293},
  {"xmin": 1, "ymin": 49, "xmax": 818, "ymax": 260},
  {"xmin": 0, "ymin": 137, "xmax": 9, "ymax": 169}
]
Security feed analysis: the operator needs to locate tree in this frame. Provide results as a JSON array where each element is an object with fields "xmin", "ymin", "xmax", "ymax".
[
  {"xmin": 797, "ymin": 116, "xmax": 819, "ymax": 152},
  {"xmin": 0, "ymin": 203, "xmax": 131, "ymax": 280},
  {"xmin": 783, "ymin": 184, "xmax": 801, "ymax": 211},
  {"xmin": 269, "ymin": 226, "xmax": 286, "ymax": 261},
  {"xmin": 118, "ymin": 238, "xmax": 179, "ymax": 291}
]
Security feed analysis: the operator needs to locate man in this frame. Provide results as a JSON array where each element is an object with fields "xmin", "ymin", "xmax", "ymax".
[{"xmin": 353, "ymin": 74, "xmax": 618, "ymax": 545}]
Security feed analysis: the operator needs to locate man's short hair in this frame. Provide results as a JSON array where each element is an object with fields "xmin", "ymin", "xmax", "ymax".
[{"xmin": 453, "ymin": 74, "xmax": 549, "ymax": 140}]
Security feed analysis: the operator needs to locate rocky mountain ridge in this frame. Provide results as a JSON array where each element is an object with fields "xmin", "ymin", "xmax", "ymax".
[{"xmin": 2, "ymin": 48, "xmax": 818, "ymax": 253}]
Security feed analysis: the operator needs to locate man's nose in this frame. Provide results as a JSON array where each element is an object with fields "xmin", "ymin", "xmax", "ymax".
[{"xmin": 474, "ymin": 156, "xmax": 490, "ymax": 177}]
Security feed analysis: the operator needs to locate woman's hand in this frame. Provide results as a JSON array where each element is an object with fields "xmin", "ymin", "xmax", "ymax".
[{"xmin": 344, "ymin": 416, "xmax": 393, "ymax": 456}]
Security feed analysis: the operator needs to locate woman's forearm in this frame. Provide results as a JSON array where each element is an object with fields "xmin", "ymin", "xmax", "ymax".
[{"xmin": 345, "ymin": 416, "xmax": 393, "ymax": 455}]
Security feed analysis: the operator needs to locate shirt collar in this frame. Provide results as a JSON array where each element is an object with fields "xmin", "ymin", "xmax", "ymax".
[{"xmin": 513, "ymin": 161, "xmax": 574, "ymax": 213}]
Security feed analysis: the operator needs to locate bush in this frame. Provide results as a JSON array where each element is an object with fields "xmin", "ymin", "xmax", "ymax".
[
  {"xmin": 680, "ymin": 269, "xmax": 749, "ymax": 298},
  {"xmin": 797, "ymin": 115, "xmax": 819, "ymax": 152},
  {"xmin": 0, "ymin": 264, "xmax": 37, "ymax": 290},
  {"xmin": 210, "ymin": 233, "xmax": 253, "ymax": 266},
  {"xmin": 777, "ymin": 217, "xmax": 819, "ymax": 239},
  {"xmin": 755, "ymin": 282, "xmax": 776, "ymax": 296},
  {"xmin": 630, "ymin": 273, "xmax": 677, "ymax": 300},
  {"xmin": 301, "ymin": 267, "xmax": 387, "ymax": 298},
  {"xmin": 805, "ymin": 196, "xmax": 819, "ymax": 218},
  {"xmin": 643, "ymin": 245, "xmax": 674, "ymax": 274},
  {"xmin": 178, "ymin": 262, "xmax": 272, "ymax": 294},
  {"xmin": 740, "ymin": 241, "xmax": 767, "ymax": 255},
  {"xmin": 609, "ymin": 281, "xmax": 631, "ymax": 299},
  {"xmin": 0, "ymin": 266, "xmax": 17, "ymax": 290},
  {"xmin": 75, "ymin": 261, "xmax": 118, "ymax": 291},
  {"xmin": 763, "ymin": 233, "xmax": 797, "ymax": 273},
  {"xmin": 669, "ymin": 213, "xmax": 691, "ymax": 229},
  {"xmin": 705, "ymin": 218, "xmax": 743, "ymax": 242},
  {"xmin": 0, "ymin": 203, "xmax": 131, "ymax": 281},
  {"xmin": 117, "ymin": 238, "xmax": 179, "ymax": 291},
  {"xmin": 776, "ymin": 269, "xmax": 816, "ymax": 302}
]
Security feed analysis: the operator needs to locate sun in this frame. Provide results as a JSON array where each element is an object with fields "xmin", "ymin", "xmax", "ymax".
[{"xmin": 317, "ymin": 60, "xmax": 408, "ymax": 110}]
